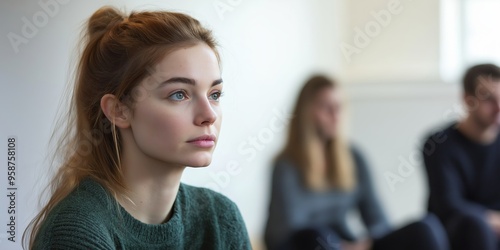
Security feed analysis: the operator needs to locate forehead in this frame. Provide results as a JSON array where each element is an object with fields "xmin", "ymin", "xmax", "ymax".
[
  {"xmin": 475, "ymin": 78, "xmax": 500, "ymax": 96},
  {"xmin": 315, "ymin": 87, "xmax": 341, "ymax": 102},
  {"xmin": 146, "ymin": 43, "xmax": 220, "ymax": 85}
]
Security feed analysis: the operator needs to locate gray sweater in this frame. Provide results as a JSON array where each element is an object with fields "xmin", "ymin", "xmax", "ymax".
[{"xmin": 264, "ymin": 147, "xmax": 391, "ymax": 249}]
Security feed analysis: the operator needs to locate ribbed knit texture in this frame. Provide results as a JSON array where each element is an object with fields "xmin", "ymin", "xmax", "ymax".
[{"xmin": 33, "ymin": 179, "xmax": 251, "ymax": 249}]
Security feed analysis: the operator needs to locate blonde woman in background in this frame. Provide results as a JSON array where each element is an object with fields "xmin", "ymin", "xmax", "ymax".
[
  {"xmin": 24, "ymin": 6, "xmax": 250, "ymax": 249},
  {"xmin": 264, "ymin": 75, "xmax": 448, "ymax": 250}
]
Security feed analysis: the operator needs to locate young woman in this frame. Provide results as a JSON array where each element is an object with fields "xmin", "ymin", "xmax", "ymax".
[
  {"xmin": 24, "ymin": 6, "xmax": 251, "ymax": 249},
  {"xmin": 264, "ymin": 75, "xmax": 449, "ymax": 250}
]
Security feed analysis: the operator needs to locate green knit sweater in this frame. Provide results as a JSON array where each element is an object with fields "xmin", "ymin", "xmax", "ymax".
[{"xmin": 33, "ymin": 179, "xmax": 251, "ymax": 249}]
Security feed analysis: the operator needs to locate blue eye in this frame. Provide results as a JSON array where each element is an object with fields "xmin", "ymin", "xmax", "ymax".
[
  {"xmin": 169, "ymin": 91, "xmax": 187, "ymax": 101},
  {"xmin": 209, "ymin": 91, "xmax": 223, "ymax": 101}
]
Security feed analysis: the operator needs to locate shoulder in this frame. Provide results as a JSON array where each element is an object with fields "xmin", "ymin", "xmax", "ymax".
[
  {"xmin": 423, "ymin": 122, "xmax": 457, "ymax": 147},
  {"xmin": 268, "ymin": 158, "xmax": 304, "ymax": 190},
  {"xmin": 179, "ymin": 183, "xmax": 244, "ymax": 220},
  {"xmin": 272, "ymin": 157, "xmax": 300, "ymax": 177},
  {"xmin": 34, "ymin": 179, "xmax": 115, "ymax": 249},
  {"xmin": 422, "ymin": 122, "xmax": 458, "ymax": 158},
  {"xmin": 179, "ymin": 184, "xmax": 251, "ymax": 248},
  {"xmin": 348, "ymin": 143, "xmax": 370, "ymax": 172},
  {"xmin": 349, "ymin": 143, "xmax": 365, "ymax": 162}
]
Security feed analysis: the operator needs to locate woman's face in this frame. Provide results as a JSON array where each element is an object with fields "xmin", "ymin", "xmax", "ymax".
[
  {"xmin": 312, "ymin": 87, "xmax": 342, "ymax": 140},
  {"xmin": 125, "ymin": 43, "xmax": 222, "ymax": 168}
]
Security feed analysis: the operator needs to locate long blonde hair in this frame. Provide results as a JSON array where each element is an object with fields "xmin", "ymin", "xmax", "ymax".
[
  {"xmin": 24, "ymin": 6, "xmax": 219, "ymax": 248},
  {"xmin": 280, "ymin": 75, "xmax": 355, "ymax": 191}
]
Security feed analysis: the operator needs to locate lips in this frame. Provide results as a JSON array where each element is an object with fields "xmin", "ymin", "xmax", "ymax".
[
  {"xmin": 187, "ymin": 135, "xmax": 216, "ymax": 148},
  {"xmin": 187, "ymin": 134, "xmax": 216, "ymax": 142}
]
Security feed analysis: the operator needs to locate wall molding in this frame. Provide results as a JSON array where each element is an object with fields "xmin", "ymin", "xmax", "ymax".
[{"xmin": 344, "ymin": 81, "xmax": 461, "ymax": 101}]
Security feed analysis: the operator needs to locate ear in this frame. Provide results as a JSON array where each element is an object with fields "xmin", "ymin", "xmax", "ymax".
[
  {"xmin": 463, "ymin": 93, "xmax": 479, "ymax": 111},
  {"xmin": 100, "ymin": 94, "xmax": 131, "ymax": 129}
]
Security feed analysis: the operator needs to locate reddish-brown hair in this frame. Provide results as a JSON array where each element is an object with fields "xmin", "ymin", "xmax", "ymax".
[{"xmin": 24, "ymin": 6, "xmax": 219, "ymax": 248}]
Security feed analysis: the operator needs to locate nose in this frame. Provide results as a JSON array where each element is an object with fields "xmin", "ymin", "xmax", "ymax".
[{"xmin": 194, "ymin": 97, "xmax": 217, "ymax": 126}]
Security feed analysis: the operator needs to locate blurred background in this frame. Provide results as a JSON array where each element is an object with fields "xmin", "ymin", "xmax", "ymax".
[{"xmin": 1, "ymin": 0, "xmax": 499, "ymax": 249}]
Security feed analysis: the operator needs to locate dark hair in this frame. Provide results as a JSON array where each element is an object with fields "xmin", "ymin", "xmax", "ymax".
[{"xmin": 463, "ymin": 63, "xmax": 500, "ymax": 95}]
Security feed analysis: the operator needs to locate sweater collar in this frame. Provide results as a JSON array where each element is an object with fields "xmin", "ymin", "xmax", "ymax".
[{"xmin": 81, "ymin": 179, "xmax": 185, "ymax": 246}]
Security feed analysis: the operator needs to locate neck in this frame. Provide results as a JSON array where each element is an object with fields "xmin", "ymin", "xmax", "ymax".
[
  {"xmin": 118, "ymin": 153, "xmax": 185, "ymax": 225},
  {"xmin": 458, "ymin": 116, "xmax": 500, "ymax": 144}
]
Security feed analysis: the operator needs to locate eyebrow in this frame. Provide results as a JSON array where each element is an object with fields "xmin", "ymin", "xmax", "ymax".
[{"xmin": 158, "ymin": 77, "xmax": 223, "ymax": 88}]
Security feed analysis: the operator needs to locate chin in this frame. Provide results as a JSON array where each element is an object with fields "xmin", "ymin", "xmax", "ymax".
[
  {"xmin": 483, "ymin": 116, "xmax": 500, "ymax": 127},
  {"xmin": 324, "ymin": 133, "xmax": 337, "ymax": 140},
  {"xmin": 189, "ymin": 163, "xmax": 211, "ymax": 168},
  {"xmin": 186, "ymin": 154, "xmax": 213, "ymax": 167}
]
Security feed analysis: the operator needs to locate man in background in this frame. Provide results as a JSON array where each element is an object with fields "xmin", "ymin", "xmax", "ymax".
[{"xmin": 423, "ymin": 63, "xmax": 500, "ymax": 250}]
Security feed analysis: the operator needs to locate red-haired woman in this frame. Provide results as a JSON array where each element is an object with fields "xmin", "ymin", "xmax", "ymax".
[
  {"xmin": 264, "ymin": 75, "xmax": 449, "ymax": 250},
  {"xmin": 25, "ymin": 6, "xmax": 250, "ymax": 249}
]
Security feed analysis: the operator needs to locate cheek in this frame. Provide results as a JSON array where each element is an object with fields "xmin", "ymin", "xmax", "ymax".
[
  {"xmin": 315, "ymin": 113, "xmax": 330, "ymax": 129},
  {"xmin": 214, "ymin": 106, "xmax": 222, "ymax": 125},
  {"xmin": 473, "ymin": 103, "xmax": 497, "ymax": 121},
  {"xmin": 152, "ymin": 114, "xmax": 187, "ymax": 135},
  {"xmin": 133, "ymin": 103, "xmax": 188, "ymax": 146},
  {"xmin": 480, "ymin": 102, "xmax": 495, "ymax": 113},
  {"xmin": 312, "ymin": 111, "xmax": 323, "ymax": 126}
]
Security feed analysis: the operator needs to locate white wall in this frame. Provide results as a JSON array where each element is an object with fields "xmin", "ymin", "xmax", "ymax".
[
  {"xmin": 339, "ymin": 0, "xmax": 441, "ymax": 83},
  {"xmin": 339, "ymin": 0, "xmax": 459, "ymax": 227},
  {"xmin": 1, "ymin": 0, "xmax": 468, "ymax": 249},
  {"xmin": 345, "ymin": 83, "xmax": 462, "ymax": 226},
  {"xmin": 0, "ymin": 0, "xmax": 344, "ymax": 249}
]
